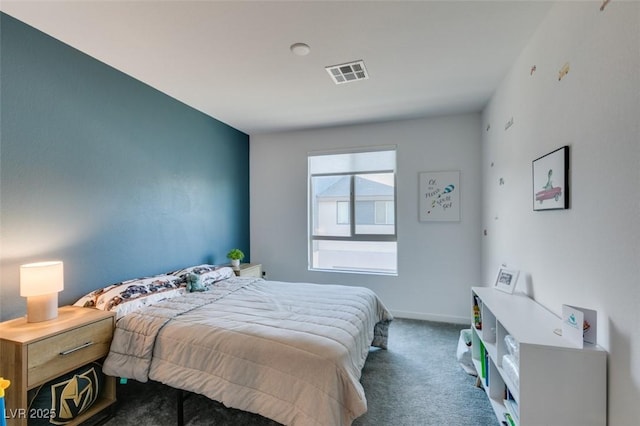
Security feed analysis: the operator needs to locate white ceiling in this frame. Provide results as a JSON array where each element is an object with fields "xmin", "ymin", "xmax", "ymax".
[{"xmin": 1, "ymin": 1, "xmax": 552, "ymax": 135}]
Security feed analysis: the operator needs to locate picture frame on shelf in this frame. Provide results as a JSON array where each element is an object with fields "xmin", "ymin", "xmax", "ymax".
[
  {"xmin": 532, "ymin": 146, "xmax": 569, "ymax": 211},
  {"xmin": 494, "ymin": 268, "xmax": 519, "ymax": 294}
]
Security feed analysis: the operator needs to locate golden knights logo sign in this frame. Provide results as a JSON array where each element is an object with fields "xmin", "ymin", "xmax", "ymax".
[
  {"xmin": 50, "ymin": 367, "xmax": 99, "ymax": 424},
  {"xmin": 28, "ymin": 363, "xmax": 103, "ymax": 425}
]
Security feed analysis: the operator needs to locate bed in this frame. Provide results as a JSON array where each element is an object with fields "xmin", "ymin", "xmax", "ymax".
[{"xmin": 74, "ymin": 265, "xmax": 392, "ymax": 426}]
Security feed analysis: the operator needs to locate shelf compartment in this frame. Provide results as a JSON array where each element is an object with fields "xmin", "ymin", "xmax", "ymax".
[
  {"xmin": 504, "ymin": 398, "xmax": 520, "ymax": 426},
  {"xmin": 480, "ymin": 305, "xmax": 497, "ymax": 344}
]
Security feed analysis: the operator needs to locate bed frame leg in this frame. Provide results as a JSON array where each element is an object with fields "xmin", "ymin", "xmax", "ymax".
[{"xmin": 177, "ymin": 388, "xmax": 184, "ymax": 426}]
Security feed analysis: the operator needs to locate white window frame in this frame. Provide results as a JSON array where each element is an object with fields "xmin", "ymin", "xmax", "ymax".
[{"xmin": 308, "ymin": 147, "xmax": 397, "ymax": 275}]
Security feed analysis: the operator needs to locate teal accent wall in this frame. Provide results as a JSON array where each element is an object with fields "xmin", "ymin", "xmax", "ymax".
[{"xmin": 0, "ymin": 13, "xmax": 250, "ymax": 320}]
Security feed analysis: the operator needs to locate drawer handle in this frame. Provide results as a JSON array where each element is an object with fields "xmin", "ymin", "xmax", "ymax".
[{"xmin": 59, "ymin": 341, "xmax": 94, "ymax": 356}]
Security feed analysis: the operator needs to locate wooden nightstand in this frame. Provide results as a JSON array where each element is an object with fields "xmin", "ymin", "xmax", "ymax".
[
  {"xmin": 0, "ymin": 306, "xmax": 116, "ymax": 426},
  {"xmin": 232, "ymin": 263, "xmax": 262, "ymax": 278}
]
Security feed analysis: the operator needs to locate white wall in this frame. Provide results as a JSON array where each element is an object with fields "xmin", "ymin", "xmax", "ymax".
[
  {"xmin": 251, "ymin": 113, "xmax": 482, "ymax": 323},
  {"xmin": 482, "ymin": 2, "xmax": 639, "ymax": 423}
]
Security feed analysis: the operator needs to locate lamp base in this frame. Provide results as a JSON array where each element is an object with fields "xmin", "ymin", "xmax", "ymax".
[{"xmin": 26, "ymin": 293, "xmax": 59, "ymax": 323}]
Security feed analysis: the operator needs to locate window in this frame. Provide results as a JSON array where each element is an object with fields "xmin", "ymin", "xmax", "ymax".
[
  {"xmin": 375, "ymin": 201, "xmax": 394, "ymax": 225},
  {"xmin": 336, "ymin": 201, "xmax": 349, "ymax": 225},
  {"xmin": 308, "ymin": 148, "xmax": 397, "ymax": 275}
]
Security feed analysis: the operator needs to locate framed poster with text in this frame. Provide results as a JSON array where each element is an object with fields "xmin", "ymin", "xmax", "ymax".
[{"xmin": 419, "ymin": 170, "xmax": 460, "ymax": 222}]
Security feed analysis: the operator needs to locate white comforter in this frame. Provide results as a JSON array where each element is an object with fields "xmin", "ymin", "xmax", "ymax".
[{"xmin": 103, "ymin": 277, "xmax": 392, "ymax": 426}]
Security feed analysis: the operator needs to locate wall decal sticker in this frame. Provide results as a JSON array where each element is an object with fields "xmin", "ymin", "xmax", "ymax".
[
  {"xmin": 558, "ymin": 62, "xmax": 570, "ymax": 81},
  {"xmin": 505, "ymin": 117, "xmax": 514, "ymax": 130}
]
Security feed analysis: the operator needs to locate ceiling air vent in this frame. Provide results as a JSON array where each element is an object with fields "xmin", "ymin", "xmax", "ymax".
[{"xmin": 325, "ymin": 60, "xmax": 369, "ymax": 85}]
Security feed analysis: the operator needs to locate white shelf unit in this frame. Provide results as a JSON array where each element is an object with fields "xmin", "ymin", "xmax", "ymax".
[{"xmin": 470, "ymin": 287, "xmax": 607, "ymax": 426}]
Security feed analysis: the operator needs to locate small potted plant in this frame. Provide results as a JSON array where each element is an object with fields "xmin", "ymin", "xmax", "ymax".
[{"xmin": 227, "ymin": 248, "xmax": 245, "ymax": 268}]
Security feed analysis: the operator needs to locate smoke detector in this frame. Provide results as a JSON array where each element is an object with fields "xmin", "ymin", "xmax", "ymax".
[
  {"xmin": 290, "ymin": 42, "xmax": 311, "ymax": 56},
  {"xmin": 325, "ymin": 60, "xmax": 369, "ymax": 85}
]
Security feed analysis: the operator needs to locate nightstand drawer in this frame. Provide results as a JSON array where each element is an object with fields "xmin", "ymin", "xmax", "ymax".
[
  {"xmin": 27, "ymin": 317, "xmax": 113, "ymax": 387},
  {"xmin": 234, "ymin": 263, "xmax": 262, "ymax": 278}
]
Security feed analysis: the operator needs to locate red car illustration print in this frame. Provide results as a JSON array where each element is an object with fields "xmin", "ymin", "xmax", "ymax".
[{"xmin": 535, "ymin": 186, "xmax": 562, "ymax": 203}]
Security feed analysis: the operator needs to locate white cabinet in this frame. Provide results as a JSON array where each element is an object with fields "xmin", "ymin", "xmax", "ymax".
[{"xmin": 470, "ymin": 287, "xmax": 606, "ymax": 426}]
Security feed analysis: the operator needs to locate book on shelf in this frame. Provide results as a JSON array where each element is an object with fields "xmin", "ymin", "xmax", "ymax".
[
  {"xmin": 503, "ymin": 413, "xmax": 516, "ymax": 426},
  {"xmin": 479, "ymin": 341, "xmax": 486, "ymax": 379},
  {"xmin": 484, "ymin": 350, "xmax": 489, "ymax": 387}
]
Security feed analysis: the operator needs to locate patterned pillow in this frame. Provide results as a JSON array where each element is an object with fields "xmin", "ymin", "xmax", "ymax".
[
  {"xmin": 73, "ymin": 274, "xmax": 185, "ymax": 319},
  {"xmin": 167, "ymin": 264, "xmax": 235, "ymax": 291}
]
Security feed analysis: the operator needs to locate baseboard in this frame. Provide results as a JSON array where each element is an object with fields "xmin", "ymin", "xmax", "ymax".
[{"xmin": 390, "ymin": 309, "xmax": 470, "ymax": 325}]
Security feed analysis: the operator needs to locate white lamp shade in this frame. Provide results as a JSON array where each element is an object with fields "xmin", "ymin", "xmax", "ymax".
[{"xmin": 20, "ymin": 261, "xmax": 64, "ymax": 297}]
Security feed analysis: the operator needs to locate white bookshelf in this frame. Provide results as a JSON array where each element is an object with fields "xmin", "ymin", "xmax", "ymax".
[{"xmin": 471, "ymin": 287, "xmax": 607, "ymax": 426}]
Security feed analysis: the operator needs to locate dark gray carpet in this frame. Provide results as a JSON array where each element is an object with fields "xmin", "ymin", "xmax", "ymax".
[{"xmin": 95, "ymin": 319, "xmax": 498, "ymax": 426}]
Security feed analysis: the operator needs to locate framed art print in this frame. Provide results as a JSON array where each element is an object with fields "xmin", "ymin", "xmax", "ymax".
[
  {"xmin": 494, "ymin": 268, "xmax": 519, "ymax": 294},
  {"xmin": 532, "ymin": 146, "xmax": 569, "ymax": 211},
  {"xmin": 419, "ymin": 170, "xmax": 460, "ymax": 222}
]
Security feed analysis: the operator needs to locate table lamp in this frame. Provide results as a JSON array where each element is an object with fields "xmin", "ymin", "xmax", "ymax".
[{"xmin": 20, "ymin": 261, "xmax": 64, "ymax": 323}]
